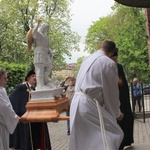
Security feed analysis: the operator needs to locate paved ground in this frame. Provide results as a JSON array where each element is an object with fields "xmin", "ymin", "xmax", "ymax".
[{"xmin": 48, "ymin": 116, "xmax": 150, "ymax": 150}]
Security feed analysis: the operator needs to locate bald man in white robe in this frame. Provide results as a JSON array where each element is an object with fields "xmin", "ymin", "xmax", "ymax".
[{"xmin": 69, "ymin": 40, "xmax": 124, "ymax": 150}]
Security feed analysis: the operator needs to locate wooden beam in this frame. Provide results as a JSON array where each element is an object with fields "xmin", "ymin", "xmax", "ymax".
[{"xmin": 145, "ymin": 8, "xmax": 150, "ymax": 65}]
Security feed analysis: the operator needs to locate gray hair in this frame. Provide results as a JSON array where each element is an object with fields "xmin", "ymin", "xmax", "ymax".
[{"xmin": 0, "ymin": 67, "xmax": 6, "ymax": 78}]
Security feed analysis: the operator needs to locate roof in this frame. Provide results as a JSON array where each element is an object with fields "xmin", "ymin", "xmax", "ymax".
[{"xmin": 115, "ymin": 0, "xmax": 150, "ymax": 8}]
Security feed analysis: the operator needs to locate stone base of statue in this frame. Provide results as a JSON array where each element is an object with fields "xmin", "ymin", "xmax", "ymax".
[
  {"xmin": 20, "ymin": 91, "xmax": 70, "ymax": 122},
  {"xmin": 30, "ymin": 87, "xmax": 64, "ymax": 101}
]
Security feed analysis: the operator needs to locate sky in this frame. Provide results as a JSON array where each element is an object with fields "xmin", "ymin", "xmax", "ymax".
[{"xmin": 65, "ymin": 0, "xmax": 115, "ymax": 63}]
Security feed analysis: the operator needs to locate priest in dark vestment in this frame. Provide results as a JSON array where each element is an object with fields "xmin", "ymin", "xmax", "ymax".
[
  {"xmin": 111, "ymin": 50, "xmax": 134, "ymax": 150},
  {"xmin": 9, "ymin": 69, "xmax": 51, "ymax": 150}
]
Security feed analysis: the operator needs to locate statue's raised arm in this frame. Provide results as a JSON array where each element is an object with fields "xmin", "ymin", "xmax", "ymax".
[{"xmin": 32, "ymin": 19, "xmax": 42, "ymax": 39}]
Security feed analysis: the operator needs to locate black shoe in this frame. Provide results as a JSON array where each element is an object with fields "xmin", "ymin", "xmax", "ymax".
[
  {"xmin": 119, "ymin": 145, "xmax": 124, "ymax": 150},
  {"xmin": 67, "ymin": 131, "xmax": 70, "ymax": 135}
]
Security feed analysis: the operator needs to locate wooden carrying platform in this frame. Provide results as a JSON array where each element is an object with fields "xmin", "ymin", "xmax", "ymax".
[{"xmin": 20, "ymin": 95, "xmax": 69, "ymax": 122}]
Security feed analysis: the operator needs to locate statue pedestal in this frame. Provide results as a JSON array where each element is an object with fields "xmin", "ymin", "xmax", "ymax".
[
  {"xmin": 20, "ymin": 95, "xmax": 69, "ymax": 122},
  {"xmin": 30, "ymin": 87, "xmax": 64, "ymax": 101}
]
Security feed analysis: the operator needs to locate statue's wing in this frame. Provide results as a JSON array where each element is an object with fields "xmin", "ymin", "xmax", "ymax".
[{"xmin": 26, "ymin": 28, "xmax": 33, "ymax": 54}]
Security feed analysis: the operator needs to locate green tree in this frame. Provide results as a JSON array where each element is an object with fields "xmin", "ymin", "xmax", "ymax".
[
  {"xmin": 75, "ymin": 56, "xmax": 85, "ymax": 77},
  {"xmin": 0, "ymin": 0, "xmax": 80, "ymax": 70},
  {"xmin": 111, "ymin": 4, "xmax": 149, "ymax": 82},
  {"xmin": 85, "ymin": 16, "xmax": 113, "ymax": 53},
  {"xmin": 84, "ymin": 3, "xmax": 150, "ymax": 82}
]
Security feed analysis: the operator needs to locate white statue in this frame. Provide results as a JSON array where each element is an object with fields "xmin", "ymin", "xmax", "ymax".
[{"xmin": 27, "ymin": 19, "xmax": 54, "ymax": 90}]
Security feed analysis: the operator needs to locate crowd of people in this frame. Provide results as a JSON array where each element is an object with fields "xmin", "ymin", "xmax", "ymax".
[{"xmin": 0, "ymin": 38, "xmax": 139, "ymax": 150}]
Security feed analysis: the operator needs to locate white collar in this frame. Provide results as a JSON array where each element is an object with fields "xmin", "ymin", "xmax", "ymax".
[{"xmin": 27, "ymin": 82, "xmax": 32, "ymax": 88}]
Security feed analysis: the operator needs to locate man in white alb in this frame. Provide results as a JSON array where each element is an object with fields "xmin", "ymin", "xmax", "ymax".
[
  {"xmin": 0, "ymin": 67, "xmax": 19, "ymax": 150},
  {"xmin": 69, "ymin": 39, "xmax": 124, "ymax": 150}
]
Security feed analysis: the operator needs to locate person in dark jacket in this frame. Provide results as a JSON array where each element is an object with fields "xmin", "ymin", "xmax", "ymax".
[
  {"xmin": 9, "ymin": 69, "xmax": 51, "ymax": 150},
  {"xmin": 132, "ymin": 77, "xmax": 142, "ymax": 112},
  {"xmin": 111, "ymin": 50, "xmax": 134, "ymax": 150}
]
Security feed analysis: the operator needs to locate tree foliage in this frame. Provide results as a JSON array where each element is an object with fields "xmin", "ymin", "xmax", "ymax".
[
  {"xmin": 75, "ymin": 56, "xmax": 84, "ymax": 77},
  {"xmin": 0, "ymin": 61, "xmax": 28, "ymax": 94},
  {"xmin": 0, "ymin": 0, "xmax": 80, "ymax": 70},
  {"xmin": 85, "ymin": 3, "xmax": 150, "ymax": 82}
]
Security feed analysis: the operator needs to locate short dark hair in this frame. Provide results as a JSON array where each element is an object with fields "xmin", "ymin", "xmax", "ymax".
[{"xmin": 100, "ymin": 39, "xmax": 117, "ymax": 53}]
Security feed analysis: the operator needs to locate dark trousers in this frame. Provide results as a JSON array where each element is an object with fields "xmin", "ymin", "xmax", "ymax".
[
  {"xmin": 133, "ymin": 95, "xmax": 141, "ymax": 112},
  {"xmin": 66, "ymin": 111, "xmax": 70, "ymax": 134}
]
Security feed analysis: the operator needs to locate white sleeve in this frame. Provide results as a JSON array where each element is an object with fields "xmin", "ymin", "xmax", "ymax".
[{"xmin": 0, "ymin": 89, "xmax": 19, "ymax": 134}]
